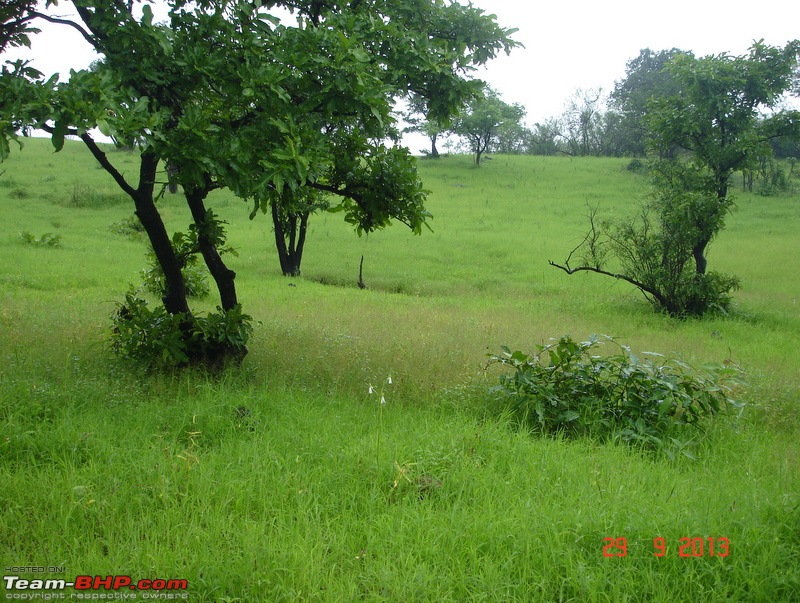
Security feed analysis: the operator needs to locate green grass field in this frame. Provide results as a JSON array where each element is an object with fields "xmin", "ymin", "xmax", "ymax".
[{"xmin": 1, "ymin": 138, "xmax": 799, "ymax": 601}]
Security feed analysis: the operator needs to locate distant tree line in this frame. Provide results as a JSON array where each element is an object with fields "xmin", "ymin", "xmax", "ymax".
[{"xmin": 416, "ymin": 48, "xmax": 800, "ymax": 171}]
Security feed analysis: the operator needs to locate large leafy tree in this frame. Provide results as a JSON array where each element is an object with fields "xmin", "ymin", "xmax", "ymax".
[
  {"xmin": 609, "ymin": 48, "xmax": 690, "ymax": 157},
  {"xmin": 552, "ymin": 41, "xmax": 800, "ymax": 317},
  {"xmin": 1, "ymin": 0, "xmax": 517, "ymax": 360},
  {"xmin": 647, "ymin": 40, "xmax": 800, "ymax": 275}
]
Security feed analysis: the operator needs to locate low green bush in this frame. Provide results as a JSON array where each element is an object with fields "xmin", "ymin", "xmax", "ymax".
[
  {"xmin": 19, "ymin": 231, "xmax": 61, "ymax": 247},
  {"xmin": 60, "ymin": 183, "xmax": 128, "ymax": 208},
  {"xmin": 488, "ymin": 335, "xmax": 745, "ymax": 457},
  {"xmin": 110, "ymin": 289, "xmax": 253, "ymax": 368},
  {"xmin": 109, "ymin": 214, "xmax": 145, "ymax": 239}
]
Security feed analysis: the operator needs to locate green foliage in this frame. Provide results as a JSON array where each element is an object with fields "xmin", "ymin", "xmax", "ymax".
[
  {"xmin": 610, "ymin": 48, "xmax": 690, "ymax": 157},
  {"xmin": 110, "ymin": 289, "xmax": 252, "ymax": 368},
  {"xmin": 19, "ymin": 230, "xmax": 61, "ymax": 247},
  {"xmin": 142, "ymin": 253, "xmax": 210, "ymax": 299},
  {"xmin": 647, "ymin": 41, "xmax": 800, "ymax": 186},
  {"xmin": 488, "ymin": 335, "xmax": 744, "ymax": 457},
  {"xmin": 753, "ymin": 156, "xmax": 792, "ymax": 196},
  {"xmin": 626, "ymin": 158, "xmax": 646, "ymax": 172},
  {"xmin": 109, "ymin": 213, "xmax": 145, "ymax": 239},
  {"xmin": 140, "ymin": 230, "xmax": 210, "ymax": 299},
  {"xmin": 607, "ymin": 169, "xmax": 742, "ymax": 316}
]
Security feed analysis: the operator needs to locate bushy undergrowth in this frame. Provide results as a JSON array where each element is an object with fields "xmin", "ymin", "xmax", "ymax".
[
  {"xmin": 19, "ymin": 230, "xmax": 61, "ymax": 247},
  {"xmin": 111, "ymin": 290, "xmax": 252, "ymax": 367},
  {"xmin": 63, "ymin": 183, "xmax": 128, "ymax": 208},
  {"xmin": 488, "ymin": 335, "xmax": 745, "ymax": 457},
  {"xmin": 109, "ymin": 213, "xmax": 145, "ymax": 239}
]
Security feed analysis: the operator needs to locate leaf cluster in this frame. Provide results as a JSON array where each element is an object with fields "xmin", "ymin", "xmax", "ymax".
[{"xmin": 488, "ymin": 335, "xmax": 745, "ymax": 458}]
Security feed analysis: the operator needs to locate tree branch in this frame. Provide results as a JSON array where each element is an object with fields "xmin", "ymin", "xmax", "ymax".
[
  {"xmin": 548, "ymin": 204, "xmax": 668, "ymax": 309},
  {"xmin": 548, "ymin": 260, "xmax": 667, "ymax": 308},
  {"xmin": 306, "ymin": 180, "xmax": 415, "ymax": 230},
  {"xmin": 30, "ymin": 11, "xmax": 97, "ymax": 48},
  {"xmin": 79, "ymin": 133, "xmax": 136, "ymax": 197}
]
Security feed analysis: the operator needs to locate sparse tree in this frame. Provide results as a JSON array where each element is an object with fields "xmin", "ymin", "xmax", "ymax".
[
  {"xmin": 560, "ymin": 88, "xmax": 605, "ymax": 157},
  {"xmin": 402, "ymin": 92, "xmax": 448, "ymax": 158},
  {"xmin": 526, "ymin": 118, "xmax": 563, "ymax": 156},
  {"xmin": 451, "ymin": 87, "xmax": 525, "ymax": 165}
]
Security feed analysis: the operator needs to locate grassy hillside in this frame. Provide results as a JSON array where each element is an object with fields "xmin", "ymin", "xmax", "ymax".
[{"xmin": 1, "ymin": 138, "xmax": 799, "ymax": 601}]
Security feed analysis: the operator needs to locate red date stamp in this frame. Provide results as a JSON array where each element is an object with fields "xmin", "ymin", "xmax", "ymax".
[{"xmin": 603, "ymin": 536, "xmax": 730, "ymax": 558}]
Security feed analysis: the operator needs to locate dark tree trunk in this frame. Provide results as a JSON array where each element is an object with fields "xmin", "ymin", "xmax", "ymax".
[
  {"xmin": 429, "ymin": 134, "xmax": 440, "ymax": 158},
  {"xmin": 692, "ymin": 242, "xmax": 708, "ymax": 275},
  {"xmin": 271, "ymin": 201, "xmax": 309, "ymax": 276},
  {"xmin": 73, "ymin": 136, "xmax": 188, "ymax": 315},
  {"xmin": 692, "ymin": 177, "xmax": 729, "ymax": 275},
  {"xmin": 133, "ymin": 153, "xmax": 190, "ymax": 315},
  {"xmin": 185, "ymin": 184, "xmax": 239, "ymax": 311}
]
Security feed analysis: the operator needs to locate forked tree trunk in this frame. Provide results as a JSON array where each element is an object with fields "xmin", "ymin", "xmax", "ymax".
[
  {"xmin": 271, "ymin": 201, "xmax": 309, "ymax": 277},
  {"xmin": 132, "ymin": 153, "xmax": 190, "ymax": 315}
]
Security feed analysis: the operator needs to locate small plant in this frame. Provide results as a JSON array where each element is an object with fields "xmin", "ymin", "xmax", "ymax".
[
  {"xmin": 368, "ymin": 375, "xmax": 392, "ymax": 468},
  {"xmin": 488, "ymin": 335, "xmax": 745, "ymax": 458},
  {"xmin": 142, "ymin": 255, "xmax": 210, "ymax": 299},
  {"xmin": 19, "ymin": 231, "xmax": 62, "ymax": 248}
]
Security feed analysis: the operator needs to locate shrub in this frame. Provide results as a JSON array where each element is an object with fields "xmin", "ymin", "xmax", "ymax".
[
  {"xmin": 62, "ymin": 183, "xmax": 128, "ymax": 208},
  {"xmin": 487, "ymin": 335, "xmax": 744, "ymax": 458},
  {"xmin": 19, "ymin": 231, "xmax": 62, "ymax": 247},
  {"xmin": 109, "ymin": 214, "xmax": 145, "ymax": 239},
  {"xmin": 110, "ymin": 289, "xmax": 252, "ymax": 368},
  {"xmin": 626, "ymin": 158, "xmax": 646, "ymax": 173}
]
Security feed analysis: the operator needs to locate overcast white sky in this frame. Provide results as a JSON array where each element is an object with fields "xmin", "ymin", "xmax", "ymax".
[
  {"xmin": 470, "ymin": 0, "xmax": 800, "ymax": 123},
  {"xmin": 8, "ymin": 0, "xmax": 800, "ymax": 129}
]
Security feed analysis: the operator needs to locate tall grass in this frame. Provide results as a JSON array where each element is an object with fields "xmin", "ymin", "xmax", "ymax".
[{"xmin": 1, "ymin": 139, "xmax": 798, "ymax": 601}]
